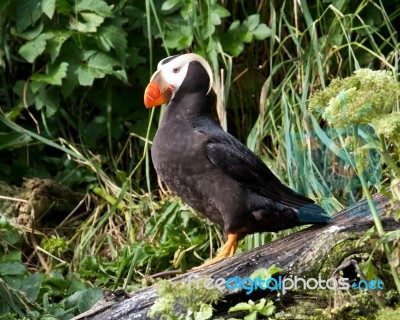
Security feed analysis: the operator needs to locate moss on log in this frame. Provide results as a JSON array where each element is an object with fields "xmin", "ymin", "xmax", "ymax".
[{"xmin": 74, "ymin": 192, "xmax": 400, "ymax": 320}]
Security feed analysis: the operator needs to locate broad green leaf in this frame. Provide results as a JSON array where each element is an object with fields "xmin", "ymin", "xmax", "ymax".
[
  {"xmin": 212, "ymin": 5, "xmax": 230, "ymax": 18},
  {"xmin": 259, "ymin": 300, "xmax": 276, "ymax": 316},
  {"xmin": 2, "ymin": 251, "xmax": 22, "ymax": 262},
  {"xmin": 228, "ymin": 20, "xmax": 241, "ymax": 31},
  {"xmin": 254, "ymin": 298, "xmax": 266, "ymax": 310},
  {"xmin": 0, "ymin": 261, "xmax": 26, "ymax": 276},
  {"xmin": 211, "ymin": 12, "xmax": 222, "ymax": 25},
  {"xmin": 0, "ymin": 279, "xmax": 26, "ymax": 318},
  {"xmin": 88, "ymin": 52, "xmax": 118, "ymax": 71},
  {"xmin": 70, "ymin": 12, "xmax": 105, "ymax": 33},
  {"xmin": 42, "ymin": 0, "xmax": 56, "ymax": 19},
  {"xmin": 21, "ymin": 273, "xmax": 43, "ymax": 301},
  {"xmin": 18, "ymin": 33, "xmax": 51, "ymax": 63},
  {"xmin": 56, "ymin": 0, "xmax": 73, "ymax": 14},
  {"xmin": 46, "ymin": 31, "xmax": 71, "ymax": 62},
  {"xmin": 229, "ymin": 302, "xmax": 251, "ymax": 312},
  {"xmin": 13, "ymin": 80, "xmax": 35, "ymax": 105},
  {"xmin": 0, "ymin": 0, "xmax": 11, "ymax": 14},
  {"xmin": 240, "ymin": 31, "xmax": 253, "ymax": 43},
  {"xmin": 165, "ymin": 26, "xmax": 193, "ymax": 50},
  {"xmin": 77, "ymin": 51, "xmax": 121, "ymax": 86},
  {"xmin": 253, "ymin": 24, "xmax": 272, "ymax": 40},
  {"xmin": 246, "ymin": 14, "xmax": 260, "ymax": 31},
  {"xmin": 77, "ymin": 65, "xmax": 103, "ymax": 86},
  {"xmin": 126, "ymin": 47, "xmax": 146, "ymax": 68},
  {"xmin": 35, "ymin": 87, "xmax": 60, "ymax": 117},
  {"xmin": 111, "ymin": 69, "xmax": 128, "ymax": 83},
  {"xmin": 65, "ymin": 288, "xmax": 103, "ymax": 313},
  {"xmin": 161, "ymin": 0, "xmax": 181, "ymax": 11},
  {"xmin": 15, "ymin": 0, "xmax": 43, "ymax": 33},
  {"xmin": 98, "ymin": 24, "xmax": 127, "ymax": 64},
  {"xmin": 195, "ymin": 303, "xmax": 213, "ymax": 320},
  {"xmin": 229, "ymin": 41, "xmax": 244, "ymax": 57},
  {"xmin": 10, "ymin": 22, "xmax": 43, "ymax": 40},
  {"xmin": 31, "ymin": 62, "xmax": 69, "ymax": 86},
  {"xmin": 251, "ymin": 265, "xmax": 282, "ymax": 280},
  {"xmin": 0, "ymin": 222, "xmax": 22, "ymax": 245},
  {"xmin": 360, "ymin": 259, "xmax": 379, "ymax": 281},
  {"xmin": 0, "ymin": 132, "xmax": 31, "ymax": 150},
  {"xmin": 74, "ymin": 0, "xmax": 113, "ymax": 17},
  {"xmin": 244, "ymin": 311, "xmax": 257, "ymax": 320}
]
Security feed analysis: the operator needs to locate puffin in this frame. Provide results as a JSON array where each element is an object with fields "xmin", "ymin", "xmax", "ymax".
[{"xmin": 144, "ymin": 53, "xmax": 331, "ymax": 269}]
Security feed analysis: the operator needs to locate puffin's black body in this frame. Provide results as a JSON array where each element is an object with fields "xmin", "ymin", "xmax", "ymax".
[{"xmin": 147, "ymin": 55, "xmax": 331, "ymax": 267}]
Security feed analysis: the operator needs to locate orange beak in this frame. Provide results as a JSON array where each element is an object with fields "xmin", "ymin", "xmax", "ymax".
[{"xmin": 144, "ymin": 70, "xmax": 173, "ymax": 108}]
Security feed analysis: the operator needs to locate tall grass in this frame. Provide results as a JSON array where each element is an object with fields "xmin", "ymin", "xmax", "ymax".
[{"xmin": 240, "ymin": 0, "xmax": 399, "ymax": 249}]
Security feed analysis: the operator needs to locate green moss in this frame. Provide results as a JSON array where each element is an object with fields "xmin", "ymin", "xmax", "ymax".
[
  {"xmin": 376, "ymin": 307, "xmax": 400, "ymax": 320},
  {"xmin": 148, "ymin": 279, "xmax": 221, "ymax": 319}
]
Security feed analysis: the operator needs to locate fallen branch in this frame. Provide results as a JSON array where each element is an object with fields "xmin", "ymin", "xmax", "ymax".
[{"xmin": 74, "ymin": 192, "xmax": 400, "ymax": 319}]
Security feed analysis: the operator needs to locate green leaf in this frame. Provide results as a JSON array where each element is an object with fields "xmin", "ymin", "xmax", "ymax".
[
  {"xmin": 251, "ymin": 265, "xmax": 282, "ymax": 280},
  {"xmin": 161, "ymin": 0, "xmax": 181, "ymax": 11},
  {"xmin": 246, "ymin": 14, "xmax": 260, "ymax": 31},
  {"xmin": 228, "ymin": 20, "xmax": 241, "ymax": 31},
  {"xmin": 35, "ymin": 87, "xmax": 60, "ymax": 117},
  {"xmin": 74, "ymin": 0, "xmax": 113, "ymax": 17},
  {"xmin": 0, "ymin": 132, "xmax": 31, "ymax": 150},
  {"xmin": 10, "ymin": 22, "xmax": 44, "ymax": 40},
  {"xmin": 253, "ymin": 24, "xmax": 272, "ymax": 40},
  {"xmin": 15, "ymin": 0, "xmax": 43, "ymax": 33},
  {"xmin": 31, "ymin": 62, "xmax": 69, "ymax": 86},
  {"xmin": 0, "ymin": 0, "xmax": 11, "ymax": 15},
  {"xmin": 70, "ymin": 12, "xmax": 105, "ymax": 33},
  {"xmin": 65, "ymin": 288, "xmax": 103, "ymax": 313},
  {"xmin": 56, "ymin": 0, "xmax": 73, "ymax": 14},
  {"xmin": 77, "ymin": 52, "xmax": 120, "ymax": 85},
  {"xmin": 0, "ymin": 261, "xmax": 27, "ymax": 276},
  {"xmin": 46, "ymin": 31, "xmax": 71, "ymax": 62},
  {"xmin": 259, "ymin": 300, "xmax": 276, "ymax": 316},
  {"xmin": 77, "ymin": 65, "xmax": 101, "ymax": 86},
  {"xmin": 244, "ymin": 311, "xmax": 257, "ymax": 320},
  {"xmin": 165, "ymin": 26, "xmax": 193, "ymax": 50},
  {"xmin": 211, "ymin": 12, "xmax": 222, "ymax": 25},
  {"xmin": 229, "ymin": 302, "xmax": 251, "ymax": 312},
  {"xmin": 98, "ymin": 24, "xmax": 127, "ymax": 64},
  {"xmin": 240, "ymin": 31, "xmax": 253, "ymax": 43},
  {"xmin": 228, "ymin": 40, "xmax": 244, "ymax": 57},
  {"xmin": 195, "ymin": 303, "xmax": 213, "ymax": 320},
  {"xmin": 18, "ymin": 33, "xmax": 51, "ymax": 63},
  {"xmin": 212, "ymin": 5, "xmax": 230, "ymax": 18},
  {"xmin": 42, "ymin": 0, "xmax": 56, "ymax": 19},
  {"xmin": 21, "ymin": 273, "xmax": 43, "ymax": 301},
  {"xmin": 254, "ymin": 298, "xmax": 266, "ymax": 310},
  {"xmin": 13, "ymin": 80, "xmax": 36, "ymax": 106},
  {"xmin": 360, "ymin": 259, "xmax": 379, "ymax": 281}
]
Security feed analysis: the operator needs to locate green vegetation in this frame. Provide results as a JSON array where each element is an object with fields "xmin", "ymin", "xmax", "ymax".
[{"xmin": 0, "ymin": 0, "xmax": 399, "ymax": 318}]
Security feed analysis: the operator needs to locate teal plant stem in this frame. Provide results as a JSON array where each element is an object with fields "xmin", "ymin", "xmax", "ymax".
[{"xmin": 354, "ymin": 126, "xmax": 400, "ymax": 295}]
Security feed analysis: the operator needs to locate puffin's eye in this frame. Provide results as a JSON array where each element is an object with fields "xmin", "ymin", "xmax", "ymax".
[{"xmin": 173, "ymin": 68, "xmax": 180, "ymax": 73}]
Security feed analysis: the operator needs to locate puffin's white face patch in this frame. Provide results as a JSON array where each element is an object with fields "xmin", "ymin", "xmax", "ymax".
[{"xmin": 156, "ymin": 53, "xmax": 213, "ymax": 96}]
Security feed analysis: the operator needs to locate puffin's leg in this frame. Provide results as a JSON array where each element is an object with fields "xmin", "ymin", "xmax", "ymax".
[{"xmin": 192, "ymin": 233, "xmax": 239, "ymax": 270}]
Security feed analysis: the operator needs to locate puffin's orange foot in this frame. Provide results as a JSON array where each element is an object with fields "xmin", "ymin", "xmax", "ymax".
[{"xmin": 191, "ymin": 233, "xmax": 239, "ymax": 271}]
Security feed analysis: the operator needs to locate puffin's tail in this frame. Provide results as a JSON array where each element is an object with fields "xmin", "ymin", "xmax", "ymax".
[{"xmin": 297, "ymin": 203, "xmax": 332, "ymax": 224}]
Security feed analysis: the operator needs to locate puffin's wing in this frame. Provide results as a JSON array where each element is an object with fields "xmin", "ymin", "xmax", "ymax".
[{"xmin": 206, "ymin": 138, "xmax": 315, "ymax": 208}]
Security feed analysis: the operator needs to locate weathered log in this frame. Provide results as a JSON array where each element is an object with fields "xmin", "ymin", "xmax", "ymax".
[{"xmin": 74, "ymin": 192, "xmax": 400, "ymax": 320}]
